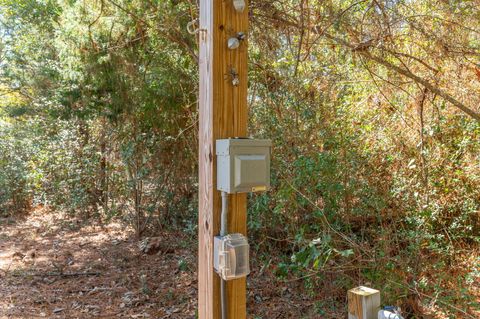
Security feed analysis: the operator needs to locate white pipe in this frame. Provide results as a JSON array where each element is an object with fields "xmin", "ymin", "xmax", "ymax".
[
  {"xmin": 221, "ymin": 278, "xmax": 227, "ymax": 319},
  {"xmin": 220, "ymin": 192, "xmax": 229, "ymax": 319},
  {"xmin": 221, "ymin": 192, "xmax": 228, "ymax": 237}
]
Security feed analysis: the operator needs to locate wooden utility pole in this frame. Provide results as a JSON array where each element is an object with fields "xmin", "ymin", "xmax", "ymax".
[{"xmin": 198, "ymin": 0, "xmax": 248, "ymax": 318}]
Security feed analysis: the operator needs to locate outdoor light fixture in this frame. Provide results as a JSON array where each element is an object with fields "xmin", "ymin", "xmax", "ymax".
[
  {"xmin": 227, "ymin": 32, "xmax": 246, "ymax": 50},
  {"xmin": 228, "ymin": 37, "xmax": 240, "ymax": 50},
  {"xmin": 233, "ymin": 0, "xmax": 246, "ymax": 12}
]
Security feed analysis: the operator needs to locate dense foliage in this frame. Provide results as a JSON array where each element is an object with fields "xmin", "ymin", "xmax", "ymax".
[{"xmin": 1, "ymin": 1, "xmax": 479, "ymax": 317}]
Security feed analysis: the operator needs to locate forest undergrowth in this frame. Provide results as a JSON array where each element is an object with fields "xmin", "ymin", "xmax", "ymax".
[
  {"xmin": 1, "ymin": 207, "xmax": 335, "ymax": 318},
  {"xmin": 0, "ymin": 1, "xmax": 479, "ymax": 318}
]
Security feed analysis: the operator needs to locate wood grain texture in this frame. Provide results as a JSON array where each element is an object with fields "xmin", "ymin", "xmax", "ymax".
[
  {"xmin": 198, "ymin": 0, "xmax": 248, "ymax": 318},
  {"xmin": 348, "ymin": 286, "xmax": 381, "ymax": 319}
]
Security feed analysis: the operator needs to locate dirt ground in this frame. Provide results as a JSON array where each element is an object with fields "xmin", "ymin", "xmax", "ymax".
[{"xmin": 0, "ymin": 207, "xmax": 330, "ymax": 319}]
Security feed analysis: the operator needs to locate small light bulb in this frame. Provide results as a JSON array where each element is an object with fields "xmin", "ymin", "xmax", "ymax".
[
  {"xmin": 228, "ymin": 37, "xmax": 240, "ymax": 50},
  {"xmin": 233, "ymin": 0, "xmax": 246, "ymax": 12}
]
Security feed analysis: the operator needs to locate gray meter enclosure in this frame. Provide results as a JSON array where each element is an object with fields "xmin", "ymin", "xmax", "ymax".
[{"xmin": 216, "ymin": 139, "xmax": 272, "ymax": 194}]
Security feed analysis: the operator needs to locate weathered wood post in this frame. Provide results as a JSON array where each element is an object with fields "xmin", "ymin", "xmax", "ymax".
[
  {"xmin": 198, "ymin": 0, "xmax": 249, "ymax": 318},
  {"xmin": 348, "ymin": 286, "xmax": 381, "ymax": 319}
]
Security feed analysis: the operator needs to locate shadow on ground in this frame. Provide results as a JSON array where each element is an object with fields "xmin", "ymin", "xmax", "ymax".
[{"xmin": 0, "ymin": 207, "xmax": 333, "ymax": 319}]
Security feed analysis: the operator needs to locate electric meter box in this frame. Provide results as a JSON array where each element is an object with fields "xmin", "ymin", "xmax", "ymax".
[
  {"xmin": 214, "ymin": 233, "xmax": 250, "ymax": 281},
  {"xmin": 216, "ymin": 138, "xmax": 272, "ymax": 194}
]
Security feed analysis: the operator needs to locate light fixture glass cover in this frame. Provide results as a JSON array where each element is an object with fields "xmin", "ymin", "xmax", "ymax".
[
  {"xmin": 228, "ymin": 37, "xmax": 240, "ymax": 50},
  {"xmin": 233, "ymin": 0, "xmax": 246, "ymax": 12},
  {"xmin": 214, "ymin": 233, "xmax": 250, "ymax": 281}
]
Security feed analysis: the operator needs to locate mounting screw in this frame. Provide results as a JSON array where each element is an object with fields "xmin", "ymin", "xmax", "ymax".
[{"xmin": 230, "ymin": 68, "xmax": 240, "ymax": 86}]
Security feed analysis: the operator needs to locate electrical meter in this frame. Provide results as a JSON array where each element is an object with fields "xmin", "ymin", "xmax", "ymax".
[
  {"xmin": 216, "ymin": 138, "xmax": 272, "ymax": 194},
  {"xmin": 214, "ymin": 233, "xmax": 250, "ymax": 281}
]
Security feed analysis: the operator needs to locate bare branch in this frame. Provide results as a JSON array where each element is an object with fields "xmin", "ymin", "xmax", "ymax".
[{"xmin": 325, "ymin": 33, "xmax": 480, "ymax": 122}]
